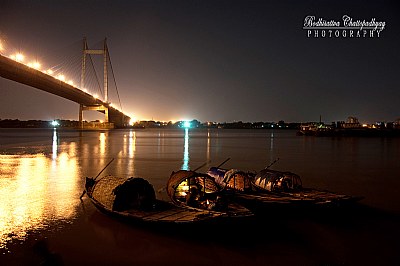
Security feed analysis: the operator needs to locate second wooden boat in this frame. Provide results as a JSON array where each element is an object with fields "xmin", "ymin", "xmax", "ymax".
[
  {"xmin": 207, "ymin": 166, "xmax": 363, "ymax": 207},
  {"xmin": 166, "ymin": 170, "xmax": 253, "ymax": 218}
]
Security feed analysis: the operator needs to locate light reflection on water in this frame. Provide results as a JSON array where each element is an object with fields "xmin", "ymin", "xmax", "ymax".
[
  {"xmin": 182, "ymin": 128, "xmax": 189, "ymax": 170},
  {"xmin": 0, "ymin": 128, "xmax": 400, "ymax": 249},
  {"xmin": 207, "ymin": 129, "xmax": 211, "ymax": 162},
  {"xmin": 126, "ymin": 130, "xmax": 136, "ymax": 176},
  {"xmin": 52, "ymin": 128, "xmax": 58, "ymax": 160},
  {"xmin": 0, "ymin": 128, "xmax": 196, "ymax": 248},
  {"xmin": 0, "ymin": 145, "xmax": 80, "ymax": 248}
]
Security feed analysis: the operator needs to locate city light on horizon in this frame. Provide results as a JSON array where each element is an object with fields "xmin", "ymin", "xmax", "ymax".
[
  {"xmin": 183, "ymin": 121, "xmax": 191, "ymax": 128},
  {"xmin": 51, "ymin": 120, "xmax": 59, "ymax": 127}
]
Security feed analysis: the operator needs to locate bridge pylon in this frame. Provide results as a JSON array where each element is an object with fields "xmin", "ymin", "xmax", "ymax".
[{"xmin": 79, "ymin": 37, "xmax": 111, "ymax": 129}]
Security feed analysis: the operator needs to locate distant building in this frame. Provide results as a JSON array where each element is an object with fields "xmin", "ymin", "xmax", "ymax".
[
  {"xmin": 347, "ymin": 116, "xmax": 359, "ymax": 124},
  {"xmin": 395, "ymin": 119, "xmax": 400, "ymax": 129},
  {"xmin": 337, "ymin": 116, "xmax": 361, "ymax": 129}
]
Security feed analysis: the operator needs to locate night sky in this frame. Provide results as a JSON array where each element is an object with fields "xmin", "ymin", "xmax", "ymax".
[{"xmin": 1, "ymin": 0, "xmax": 399, "ymax": 123}]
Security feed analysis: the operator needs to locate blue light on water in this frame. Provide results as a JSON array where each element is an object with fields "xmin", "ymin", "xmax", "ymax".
[{"xmin": 182, "ymin": 128, "xmax": 189, "ymax": 170}]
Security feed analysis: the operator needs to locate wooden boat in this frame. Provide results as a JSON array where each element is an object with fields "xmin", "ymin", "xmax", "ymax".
[
  {"xmin": 207, "ymin": 167, "xmax": 314, "ymax": 207},
  {"xmin": 207, "ymin": 166, "xmax": 363, "ymax": 207},
  {"xmin": 253, "ymin": 168, "xmax": 363, "ymax": 205},
  {"xmin": 84, "ymin": 175, "xmax": 227, "ymax": 224},
  {"xmin": 166, "ymin": 170, "xmax": 253, "ymax": 218}
]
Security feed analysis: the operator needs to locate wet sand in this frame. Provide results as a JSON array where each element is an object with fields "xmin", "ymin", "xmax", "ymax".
[{"xmin": 2, "ymin": 199, "xmax": 399, "ymax": 266}]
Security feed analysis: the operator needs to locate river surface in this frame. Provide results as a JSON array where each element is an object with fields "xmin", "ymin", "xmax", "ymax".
[{"xmin": 0, "ymin": 128, "xmax": 399, "ymax": 265}]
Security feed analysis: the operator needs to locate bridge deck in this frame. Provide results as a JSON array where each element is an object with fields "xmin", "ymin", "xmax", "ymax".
[{"xmin": 0, "ymin": 55, "xmax": 130, "ymax": 127}]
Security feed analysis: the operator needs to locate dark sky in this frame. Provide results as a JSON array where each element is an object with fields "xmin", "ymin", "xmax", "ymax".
[{"xmin": 0, "ymin": 0, "xmax": 399, "ymax": 123}]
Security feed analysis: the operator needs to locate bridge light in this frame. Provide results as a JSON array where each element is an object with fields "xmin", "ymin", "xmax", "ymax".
[
  {"xmin": 56, "ymin": 74, "xmax": 65, "ymax": 81},
  {"xmin": 27, "ymin": 61, "xmax": 41, "ymax": 70},
  {"xmin": 46, "ymin": 69, "xmax": 54, "ymax": 75},
  {"xmin": 82, "ymin": 88, "xmax": 88, "ymax": 93},
  {"xmin": 9, "ymin": 54, "xmax": 25, "ymax": 62},
  {"xmin": 15, "ymin": 53, "xmax": 25, "ymax": 62},
  {"xmin": 32, "ymin": 62, "xmax": 41, "ymax": 70},
  {"xmin": 67, "ymin": 80, "xmax": 74, "ymax": 86},
  {"xmin": 93, "ymin": 94, "xmax": 99, "ymax": 99},
  {"xmin": 0, "ymin": 41, "xmax": 4, "ymax": 53}
]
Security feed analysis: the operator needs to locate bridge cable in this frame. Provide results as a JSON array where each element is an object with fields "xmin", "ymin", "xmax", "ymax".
[
  {"xmin": 41, "ymin": 39, "xmax": 82, "ymax": 82},
  {"xmin": 106, "ymin": 48, "xmax": 123, "ymax": 112},
  {"xmin": 87, "ymin": 53, "xmax": 103, "ymax": 97}
]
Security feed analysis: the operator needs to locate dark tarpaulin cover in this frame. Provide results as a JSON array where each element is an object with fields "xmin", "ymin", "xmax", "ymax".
[{"xmin": 91, "ymin": 175, "xmax": 155, "ymax": 211}]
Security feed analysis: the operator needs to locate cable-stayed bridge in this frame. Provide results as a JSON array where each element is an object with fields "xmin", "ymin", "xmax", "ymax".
[{"xmin": 0, "ymin": 38, "xmax": 131, "ymax": 128}]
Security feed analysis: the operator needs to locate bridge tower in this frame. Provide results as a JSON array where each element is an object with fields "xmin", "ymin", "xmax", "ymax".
[{"xmin": 79, "ymin": 37, "xmax": 110, "ymax": 128}]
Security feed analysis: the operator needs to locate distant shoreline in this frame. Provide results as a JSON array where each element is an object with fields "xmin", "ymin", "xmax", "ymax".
[
  {"xmin": 2, "ymin": 119, "xmax": 399, "ymax": 136},
  {"xmin": 0, "ymin": 118, "xmax": 300, "ymax": 130}
]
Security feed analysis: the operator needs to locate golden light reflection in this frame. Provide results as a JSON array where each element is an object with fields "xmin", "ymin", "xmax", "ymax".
[
  {"xmin": 123, "ymin": 130, "xmax": 137, "ymax": 176},
  {"xmin": 157, "ymin": 131, "xmax": 165, "ymax": 155},
  {"xmin": 182, "ymin": 128, "xmax": 189, "ymax": 170},
  {"xmin": 52, "ymin": 128, "xmax": 58, "ymax": 160},
  {"xmin": 52, "ymin": 152, "xmax": 79, "ymax": 218},
  {"xmin": 0, "ymin": 155, "xmax": 46, "ymax": 248},
  {"xmin": 0, "ymin": 149, "xmax": 81, "ymax": 248},
  {"xmin": 207, "ymin": 129, "xmax": 211, "ymax": 161},
  {"xmin": 68, "ymin": 142, "xmax": 77, "ymax": 158},
  {"xmin": 128, "ymin": 130, "xmax": 136, "ymax": 159},
  {"xmin": 99, "ymin": 132, "xmax": 106, "ymax": 157},
  {"xmin": 157, "ymin": 132, "xmax": 161, "ymax": 154}
]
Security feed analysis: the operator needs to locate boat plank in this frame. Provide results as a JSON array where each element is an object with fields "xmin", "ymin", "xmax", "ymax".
[{"xmin": 140, "ymin": 209, "xmax": 188, "ymax": 220}]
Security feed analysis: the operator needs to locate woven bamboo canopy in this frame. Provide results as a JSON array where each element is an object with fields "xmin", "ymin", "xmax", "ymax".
[
  {"xmin": 167, "ymin": 170, "xmax": 220, "ymax": 207},
  {"xmin": 253, "ymin": 169, "xmax": 302, "ymax": 192}
]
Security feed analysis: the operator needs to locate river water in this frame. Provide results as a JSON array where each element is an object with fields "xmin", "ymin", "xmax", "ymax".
[{"xmin": 0, "ymin": 128, "xmax": 399, "ymax": 265}]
